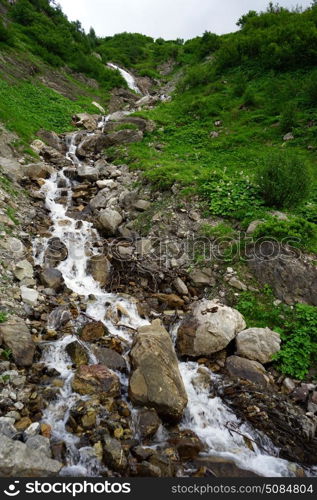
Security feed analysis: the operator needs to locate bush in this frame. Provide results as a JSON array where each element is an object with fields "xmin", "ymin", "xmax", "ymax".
[
  {"xmin": 304, "ymin": 69, "xmax": 317, "ymax": 106},
  {"xmin": 257, "ymin": 152, "xmax": 311, "ymax": 209},
  {"xmin": 274, "ymin": 304, "xmax": 317, "ymax": 379},
  {"xmin": 252, "ymin": 216, "xmax": 317, "ymax": 251}
]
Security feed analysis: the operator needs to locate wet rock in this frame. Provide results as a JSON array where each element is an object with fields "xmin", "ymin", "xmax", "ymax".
[
  {"xmin": 129, "ymin": 319, "xmax": 188, "ymax": 423},
  {"xmin": 72, "ymin": 364, "xmax": 120, "ymax": 397},
  {"xmin": 91, "ymin": 346, "xmax": 127, "ymax": 373},
  {"xmin": 66, "ymin": 341, "xmax": 89, "ymax": 366},
  {"xmin": 103, "ymin": 436, "xmax": 127, "ymax": 473},
  {"xmin": 45, "ymin": 238, "xmax": 68, "ymax": 265},
  {"xmin": 236, "ymin": 328, "xmax": 281, "ymax": 364},
  {"xmin": 226, "ymin": 356, "xmax": 270, "ymax": 388},
  {"xmin": 194, "ymin": 456, "xmax": 259, "ymax": 477},
  {"xmin": 133, "ymin": 461, "xmax": 161, "ymax": 477},
  {"xmin": 177, "ymin": 299, "xmax": 246, "ymax": 357},
  {"xmin": 248, "ymin": 242, "xmax": 317, "ymax": 306},
  {"xmin": 169, "ymin": 429, "xmax": 204, "ymax": 461},
  {"xmin": 47, "ymin": 306, "xmax": 72, "ymax": 330},
  {"xmin": 20, "ymin": 286, "xmax": 39, "ymax": 307},
  {"xmin": 189, "ymin": 268, "xmax": 215, "ymax": 287},
  {"xmin": 24, "ymin": 422, "xmax": 40, "ymax": 438},
  {"xmin": 81, "ymin": 321, "xmax": 107, "ymax": 342},
  {"xmin": 0, "ymin": 433, "xmax": 61, "ymax": 476},
  {"xmin": 26, "ymin": 435, "xmax": 52, "ymax": 458},
  {"xmin": 0, "ymin": 316, "xmax": 35, "ymax": 367},
  {"xmin": 99, "ymin": 209, "xmax": 123, "ymax": 235},
  {"xmin": 87, "ymin": 255, "xmax": 112, "ymax": 287},
  {"xmin": 14, "ymin": 260, "xmax": 34, "ymax": 281},
  {"xmin": 40, "ymin": 268, "xmax": 64, "ymax": 291},
  {"xmin": 137, "ymin": 409, "xmax": 162, "ymax": 439}
]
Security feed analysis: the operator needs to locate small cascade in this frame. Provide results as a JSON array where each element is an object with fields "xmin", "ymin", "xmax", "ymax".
[{"xmin": 107, "ymin": 62, "xmax": 142, "ymax": 94}]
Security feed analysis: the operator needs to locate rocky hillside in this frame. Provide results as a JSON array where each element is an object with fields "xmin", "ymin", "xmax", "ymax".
[{"xmin": 0, "ymin": 0, "xmax": 316, "ymax": 479}]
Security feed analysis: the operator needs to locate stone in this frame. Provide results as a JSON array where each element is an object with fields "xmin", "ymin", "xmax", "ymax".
[
  {"xmin": 103, "ymin": 437, "xmax": 127, "ymax": 473},
  {"xmin": 15, "ymin": 417, "xmax": 32, "ymax": 432},
  {"xmin": 177, "ymin": 299, "xmax": 246, "ymax": 357},
  {"xmin": 0, "ymin": 316, "xmax": 35, "ymax": 367},
  {"xmin": 40, "ymin": 268, "xmax": 64, "ymax": 291},
  {"xmin": 236, "ymin": 327, "xmax": 281, "ymax": 364},
  {"xmin": 194, "ymin": 456, "xmax": 259, "ymax": 477},
  {"xmin": 24, "ymin": 422, "xmax": 40, "ymax": 438},
  {"xmin": 0, "ymin": 433, "xmax": 61, "ymax": 476},
  {"xmin": 228, "ymin": 277, "xmax": 248, "ymax": 291},
  {"xmin": 26, "ymin": 435, "xmax": 52, "ymax": 458},
  {"xmin": 81, "ymin": 321, "xmax": 107, "ymax": 342},
  {"xmin": 189, "ymin": 268, "xmax": 215, "ymax": 287},
  {"xmin": 248, "ymin": 242, "xmax": 317, "ymax": 306},
  {"xmin": 169, "ymin": 429, "xmax": 204, "ymax": 460},
  {"xmin": 92, "ymin": 101, "xmax": 105, "ymax": 113},
  {"xmin": 173, "ymin": 277, "xmax": 189, "ymax": 296},
  {"xmin": 226, "ymin": 356, "xmax": 270, "ymax": 387},
  {"xmin": 96, "ymin": 179, "xmax": 117, "ymax": 189},
  {"xmin": 99, "ymin": 209, "xmax": 123, "ymax": 235},
  {"xmin": 77, "ymin": 166, "xmax": 99, "ymax": 182},
  {"xmin": 91, "ymin": 346, "xmax": 127, "ymax": 373},
  {"xmin": 87, "ymin": 255, "xmax": 112, "ymax": 287},
  {"xmin": 36, "ymin": 130, "xmax": 63, "ymax": 151},
  {"xmin": 14, "ymin": 260, "xmax": 34, "ymax": 281},
  {"xmin": 71, "ymin": 364, "xmax": 120, "ymax": 397},
  {"xmin": 283, "ymin": 132, "xmax": 294, "ymax": 141},
  {"xmin": 24, "ymin": 162, "xmax": 54, "ymax": 179},
  {"xmin": 137, "ymin": 409, "xmax": 162, "ymax": 439},
  {"xmin": 129, "ymin": 319, "xmax": 188, "ymax": 423},
  {"xmin": 73, "ymin": 113, "xmax": 99, "ymax": 132},
  {"xmin": 66, "ymin": 341, "xmax": 89, "ymax": 366},
  {"xmin": 20, "ymin": 286, "xmax": 39, "ymax": 307},
  {"xmin": 0, "ymin": 417, "xmax": 19, "ymax": 439},
  {"xmin": 133, "ymin": 199, "xmax": 151, "ymax": 211},
  {"xmin": 246, "ymin": 220, "xmax": 263, "ymax": 234},
  {"xmin": 106, "ymin": 129, "xmax": 143, "ymax": 146},
  {"xmin": 154, "ymin": 293, "xmax": 185, "ymax": 308},
  {"xmin": 282, "ymin": 377, "xmax": 296, "ymax": 394},
  {"xmin": 45, "ymin": 238, "xmax": 68, "ymax": 265}
]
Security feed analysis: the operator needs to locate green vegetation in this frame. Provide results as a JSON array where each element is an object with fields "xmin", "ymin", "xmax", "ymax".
[
  {"xmin": 0, "ymin": 311, "xmax": 8, "ymax": 323},
  {"xmin": 236, "ymin": 291, "xmax": 317, "ymax": 379}
]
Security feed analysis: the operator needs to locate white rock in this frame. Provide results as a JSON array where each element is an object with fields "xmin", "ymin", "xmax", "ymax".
[
  {"xmin": 20, "ymin": 286, "xmax": 39, "ymax": 307},
  {"xmin": 92, "ymin": 101, "xmax": 105, "ymax": 114},
  {"xmin": 236, "ymin": 327, "xmax": 281, "ymax": 364},
  {"xmin": 173, "ymin": 277, "xmax": 189, "ymax": 295},
  {"xmin": 14, "ymin": 260, "xmax": 34, "ymax": 281}
]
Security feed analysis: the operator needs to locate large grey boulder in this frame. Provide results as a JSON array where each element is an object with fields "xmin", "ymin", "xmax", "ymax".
[
  {"xmin": 0, "ymin": 434, "xmax": 62, "ymax": 477},
  {"xmin": 177, "ymin": 299, "xmax": 246, "ymax": 357},
  {"xmin": 99, "ymin": 209, "xmax": 122, "ymax": 235},
  {"xmin": 226, "ymin": 356, "xmax": 271, "ymax": 388},
  {"xmin": 0, "ymin": 316, "xmax": 35, "ymax": 367},
  {"xmin": 106, "ymin": 129, "xmax": 143, "ymax": 145},
  {"xmin": 236, "ymin": 327, "xmax": 281, "ymax": 364},
  {"xmin": 129, "ymin": 319, "xmax": 188, "ymax": 423}
]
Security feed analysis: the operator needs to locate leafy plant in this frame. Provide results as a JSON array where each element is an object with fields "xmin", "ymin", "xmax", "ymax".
[
  {"xmin": 0, "ymin": 312, "xmax": 8, "ymax": 323},
  {"xmin": 257, "ymin": 152, "xmax": 311, "ymax": 209}
]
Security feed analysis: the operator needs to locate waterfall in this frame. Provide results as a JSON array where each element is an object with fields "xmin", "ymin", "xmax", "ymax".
[
  {"xmin": 107, "ymin": 62, "xmax": 142, "ymax": 94},
  {"xmin": 32, "ymin": 70, "xmax": 309, "ymax": 477}
]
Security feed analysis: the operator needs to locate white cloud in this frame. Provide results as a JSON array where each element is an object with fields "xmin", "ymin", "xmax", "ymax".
[{"xmin": 58, "ymin": 0, "xmax": 313, "ymax": 39}]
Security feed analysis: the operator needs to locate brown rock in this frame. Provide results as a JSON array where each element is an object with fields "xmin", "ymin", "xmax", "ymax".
[
  {"xmin": 71, "ymin": 364, "xmax": 120, "ymax": 397},
  {"xmin": 81, "ymin": 321, "xmax": 107, "ymax": 342}
]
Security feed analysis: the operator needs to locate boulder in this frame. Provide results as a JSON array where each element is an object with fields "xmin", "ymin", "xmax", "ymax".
[
  {"xmin": 133, "ymin": 199, "xmax": 151, "ymax": 211},
  {"xmin": 137, "ymin": 409, "xmax": 162, "ymax": 439},
  {"xmin": 77, "ymin": 133, "xmax": 111, "ymax": 157},
  {"xmin": 129, "ymin": 319, "xmax": 188, "ymax": 422},
  {"xmin": 0, "ymin": 433, "xmax": 62, "ymax": 476},
  {"xmin": 226, "ymin": 356, "xmax": 270, "ymax": 387},
  {"xmin": 0, "ymin": 417, "xmax": 19, "ymax": 439},
  {"xmin": 189, "ymin": 268, "xmax": 215, "ymax": 287},
  {"xmin": 103, "ymin": 437, "xmax": 127, "ymax": 473},
  {"xmin": 236, "ymin": 327, "xmax": 281, "ymax": 364},
  {"xmin": 99, "ymin": 209, "xmax": 123, "ymax": 235},
  {"xmin": 66, "ymin": 341, "xmax": 89, "ymax": 366},
  {"xmin": 248, "ymin": 242, "xmax": 317, "ymax": 306},
  {"xmin": 26, "ymin": 435, "xmax": 52, "ymax": 458},
  {"xmin": 173, "ymin": 277, "xmax": 189, "ymax": 296},
  {"xmin": 73, "ymin": 113, "xmax": 99, "ymax": 132},
  {"xmin": 177, "ymin": 299, "xmax": 246, "ymax": 357},
  {"xmin": 110, "ymin": 116, "xmax": 156, "ymax": 133},
  {"xmin": 20, "ymin": 286, "xmax": 39, "ymax": 307},
  {"xmin": 71, "ymin": 364, "xmax": 120, "ymax": 396},
  {"xmin": 45, "ymin": 238, "xmax": 68, "ymax": 265},
  {"xmin": 91, "ymin": 346, "xmax": 127, "ymax": 373},
  {"xmin": 24, "ymin": 162, "xmax": 54, "ymax": 180},
  {"xmin": 13, "ymin": 260, "xmax": 34, "ymax": 281},
  {"xmin": 0, "ymin": 316, "xmax": 35, "ymax": 367},
  {"xmin": 87, "ymin": 255, "xmax": 112, "ymax": 287},
  {"xmin": 106, "ymin": 129, "xmax": 143, "ymax": 146},
  {"xmin": 36, "ymin": 130, "xmax": 63, "ymax": 151},
  {"xmin": 77, "ymin": 166, "xmax": 99, "ymax": 182},
  {"xmin": 40, "ymin": 268, "xmax": 64, "ymax": 291},
  {"xmin": 81, "ymin": 321, "xmax": 107, "ymax": 342},
  {"xmin": 169, "ymin": 429, "xmax": 204, "ymax": 460}
]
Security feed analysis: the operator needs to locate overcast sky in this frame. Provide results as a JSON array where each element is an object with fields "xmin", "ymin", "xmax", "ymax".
[{"xmin": 58, "ymin": 0, "xmax": 313, "ymax": 39}]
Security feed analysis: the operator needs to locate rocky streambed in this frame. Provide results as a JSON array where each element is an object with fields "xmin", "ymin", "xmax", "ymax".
[{"xmin": 0, "ymin": 68, "xmax": 316, "ymax": 478}]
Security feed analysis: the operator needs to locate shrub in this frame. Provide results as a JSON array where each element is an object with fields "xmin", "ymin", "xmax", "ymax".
[
  {"xmin": 304, "ymin": 69, "xmax": 317, "ymax": 106},
  {"xmin": 274, "ymin": 304, "xmax": 317, "ymax": 379},
  {"xmin": 0, "ymin": 312, "xmax": 8, "ymax": 323},
  {"xmin": 257, "ymin": 152, "xmax": 311, "ymax": 209},
  {"xmin": 201, "ymin": 172, "xmax": 263, "ymax": 218},
  {"xmin": 252, "ymin": 216, "xmax": 317, "ymax": 251}
]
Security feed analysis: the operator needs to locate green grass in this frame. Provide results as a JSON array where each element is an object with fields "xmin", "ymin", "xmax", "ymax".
[{"xmin": 0, "ymin": 78, "xmax": 102, "ymax": 142}]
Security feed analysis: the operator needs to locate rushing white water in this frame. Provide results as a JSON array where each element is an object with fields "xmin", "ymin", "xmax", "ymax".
[
  {"xmin": 107, "ymin": 62, "xmax": 142, "ymax": 94},
  {"xmin": 32, "ymin": 67, "xmax": 310, "ymax": 477}
]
